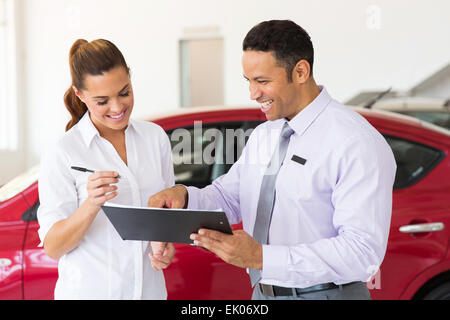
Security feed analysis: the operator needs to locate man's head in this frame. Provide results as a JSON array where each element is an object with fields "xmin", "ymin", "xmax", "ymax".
[
  {"xmin": 242, "ymin": 20, "xmax": 319, "ymax": 121},
  {"xmin": 243, "ymin": 20, "xmax": 314, "ymax": 82}
]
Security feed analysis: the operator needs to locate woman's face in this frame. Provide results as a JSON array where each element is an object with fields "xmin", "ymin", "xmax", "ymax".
[{"xmin": 75, "ymin": 66, "xmax": 134, "ymax": 135}]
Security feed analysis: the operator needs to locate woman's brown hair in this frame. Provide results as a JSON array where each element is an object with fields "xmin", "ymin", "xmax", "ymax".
[{"xmin": 64, "ymin": 39, "xmax": 129, "ymax": 131}]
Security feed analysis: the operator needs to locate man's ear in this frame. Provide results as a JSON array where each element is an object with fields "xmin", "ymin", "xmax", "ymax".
[{"xmin": 292, "ymin": 60, "xmax": 311, "ymax": 84}]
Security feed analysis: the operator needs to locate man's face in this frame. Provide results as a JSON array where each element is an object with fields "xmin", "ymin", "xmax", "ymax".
[{"xmin": 242, "ymin": 50, "xmax": 300, "ymax": 121}]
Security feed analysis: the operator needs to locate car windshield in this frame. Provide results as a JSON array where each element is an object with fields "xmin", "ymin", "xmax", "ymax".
[
  {"xmin": 399, "ymin": 111, "xmax": 450, "ymax": 130},
  {"xmin": 0, "ymin": 165, "xmax": 39, "ymax": 203}
]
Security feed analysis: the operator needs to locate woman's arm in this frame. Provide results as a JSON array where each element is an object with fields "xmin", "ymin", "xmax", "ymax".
[{"xmin": 43, "ymin": 171, "xmax": 118, "ymax": 260}]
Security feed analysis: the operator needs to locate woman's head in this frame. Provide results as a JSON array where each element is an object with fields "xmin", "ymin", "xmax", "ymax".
[{"xmin": 64, "ymin": 39, "xmax": 133, "ymax": 133}]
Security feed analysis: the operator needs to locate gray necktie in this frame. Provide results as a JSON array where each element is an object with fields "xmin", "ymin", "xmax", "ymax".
[{"xmin": 249, "ymin": 122, "xmax": 294, "ymax": 287}]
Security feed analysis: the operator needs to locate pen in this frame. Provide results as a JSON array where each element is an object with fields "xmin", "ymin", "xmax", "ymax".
[{"xmin": 70, "ymin": 166, "xmax": 121, "ymax": 179}]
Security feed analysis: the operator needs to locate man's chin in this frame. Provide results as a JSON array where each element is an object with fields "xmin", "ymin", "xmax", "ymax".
[{"xmin": 264, "ymin": 112, "xmax": 279, "ymax": 121}]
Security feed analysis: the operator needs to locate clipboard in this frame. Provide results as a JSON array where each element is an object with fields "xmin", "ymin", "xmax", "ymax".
[{"xmin": 102, "ymin": 203, "xmax": 233, "ymax": 244}]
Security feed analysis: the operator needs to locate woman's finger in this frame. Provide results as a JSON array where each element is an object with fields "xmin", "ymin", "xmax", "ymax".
[{"xmin": 90, "ymin": 185, "xmax": 117, "ymax": 197}]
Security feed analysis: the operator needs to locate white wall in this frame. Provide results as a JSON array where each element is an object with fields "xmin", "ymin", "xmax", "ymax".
[{"xmin": 2, "ymin": 0, "xmax": 450, "ymax": 185}]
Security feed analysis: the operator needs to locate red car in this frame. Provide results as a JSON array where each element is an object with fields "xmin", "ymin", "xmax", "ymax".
[{"xmin": 1, "ymin": 106, "xmax": 449, "ymax": 300}]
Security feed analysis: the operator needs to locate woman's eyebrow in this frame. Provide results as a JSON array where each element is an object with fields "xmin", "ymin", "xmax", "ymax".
[
  {"xmin": 92, "ymin": 83, "xmax": 130, "ymax": 99},
  {"xmin": 118, "ymin": 83, "xmax": 130, "ymax": 94}
]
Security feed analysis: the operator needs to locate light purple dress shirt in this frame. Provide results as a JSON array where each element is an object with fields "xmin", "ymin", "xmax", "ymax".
[{"xmin": 187, "ymin": 86, "xmax": 397, "ymax": 289}]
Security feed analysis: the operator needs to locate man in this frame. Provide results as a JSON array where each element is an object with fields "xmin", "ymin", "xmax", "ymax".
[{"xmin": 149, "ymin": 20, "xmax": 396, "ymax": 300}]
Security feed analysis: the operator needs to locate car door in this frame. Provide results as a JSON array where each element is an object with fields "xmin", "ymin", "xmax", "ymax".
[
  {"xmin": 163, "ymin": 119, "xmax": 262, "ymax": 299},
  {"xmin": 0, "ymin": 193, "xmax": 28, "ymax": 299},
  {"xmin": 369, "ymin": 134, "xmax": 450, "ymax": 299},
  {"xmin": 20, "ymin": 183, "xmax": 58, "ymax": 300}
]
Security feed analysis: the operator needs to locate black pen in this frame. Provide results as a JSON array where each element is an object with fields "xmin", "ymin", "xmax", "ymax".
[{"xmin": 70, "ymin": 166, "xmax": 121, "ymax": 179}]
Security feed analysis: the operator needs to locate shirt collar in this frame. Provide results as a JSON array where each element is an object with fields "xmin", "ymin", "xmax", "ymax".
[
  {"xmin": 77, "ymin": 111, "xmax": 136, "ymax": 148},
  {"xmin": 287, "ymin": 85, "xmax": 332, "ymax": 136}
]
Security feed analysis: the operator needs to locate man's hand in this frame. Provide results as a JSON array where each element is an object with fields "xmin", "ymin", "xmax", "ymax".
[
  {"xmin": 149, "ymin": 242, "xmax": 175, "ymax": 271},
  {"xmin": 190, "ymin": 229, "xmax": 262, "ymax": 270},
  {"xmin": 148, "ymin": 185, "xmax": 188, "ymax": 209}
]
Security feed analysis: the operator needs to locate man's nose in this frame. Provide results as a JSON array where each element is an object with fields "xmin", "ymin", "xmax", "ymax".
[{"xmin": 249, "ymin": 84, "xmax": 262, "ymax": 101}]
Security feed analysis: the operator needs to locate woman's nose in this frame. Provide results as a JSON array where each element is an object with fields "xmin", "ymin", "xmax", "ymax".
[{"xmin": 109, "ymin": 99, "xmax": 123, "ymax": 113}]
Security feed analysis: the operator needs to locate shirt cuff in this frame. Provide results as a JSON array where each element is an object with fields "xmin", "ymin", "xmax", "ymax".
[
  {"xmin": 261, "ymin": 244, "xmax": 289, "ymax": 282},
  {"xmin": 37, "ymin": 214, "xmax": 65, "ymax": 247},
  {"xmin": 186, "ymin": 186, "xmax": 200, "ymax": 210}
]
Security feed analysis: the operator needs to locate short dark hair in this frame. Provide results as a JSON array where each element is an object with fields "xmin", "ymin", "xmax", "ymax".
[{"xmin": 243, "ymin": 20, "xmax": 314, "ymax": 81}]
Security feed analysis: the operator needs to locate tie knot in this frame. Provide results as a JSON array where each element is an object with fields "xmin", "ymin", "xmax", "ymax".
[{"xmin": 281, "ymin": 123, "xmax": 294, "ymax": 139}]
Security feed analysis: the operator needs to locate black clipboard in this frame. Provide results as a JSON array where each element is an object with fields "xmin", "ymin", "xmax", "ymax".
[{"xmin": 102, "ymin": 204, "xmax": 233, "ymax": 244}]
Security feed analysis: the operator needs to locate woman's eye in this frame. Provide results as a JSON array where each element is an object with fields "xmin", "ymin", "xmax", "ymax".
[
  {"xmin": 119, "ymin": 91, "xmax": 129, "ymax": 97},
  {"xmin": 97, "ymin": 100, "xmax": 108, "ymax": 106}
]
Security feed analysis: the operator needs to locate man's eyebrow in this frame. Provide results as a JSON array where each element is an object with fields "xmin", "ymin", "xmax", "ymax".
[
  {"xmin": 92, "ymin": 83, "xmax": 130, "ymax": 99},
  {"xmin": 243, "ymin": 75, "xmax": 269, "ymax": 81}
]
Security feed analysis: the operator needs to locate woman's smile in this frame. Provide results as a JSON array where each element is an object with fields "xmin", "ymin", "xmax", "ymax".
[{"xmin": 106, "ymin": 108, "xmax": 128, "ymax": 122}]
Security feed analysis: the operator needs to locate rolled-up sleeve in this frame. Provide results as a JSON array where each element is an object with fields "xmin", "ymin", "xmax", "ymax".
[{"xmin": 37, "ymin": 143, "xmax": 78, "ymax": 247}]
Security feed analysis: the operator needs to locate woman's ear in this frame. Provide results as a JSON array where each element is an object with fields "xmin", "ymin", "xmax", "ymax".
[{"xmin": 72, "ymin": 86, "xmax": 85, "ymax": 103}]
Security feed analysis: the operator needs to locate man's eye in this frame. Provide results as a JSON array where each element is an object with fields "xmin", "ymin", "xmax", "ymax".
[
  {"xmin": 258, "ymin": 80, "xmax": 268, "ymax": 85},
  {"xmin": 119, "ymin": 91, "xmax": 129, "ymax": 97}
]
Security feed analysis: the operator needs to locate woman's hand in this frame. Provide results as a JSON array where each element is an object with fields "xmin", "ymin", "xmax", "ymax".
[
  {"xmin": 86, "ymin": 171, "xmax": 119, "ymax": 209},
  {"xmin": 149, "ymin": 242, "xmax": 175, "ymax": 271}
]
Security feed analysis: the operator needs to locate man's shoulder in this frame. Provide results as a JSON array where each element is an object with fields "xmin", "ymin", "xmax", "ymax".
[
  {"xmin": 319, "ymin": 100, "xmax": 393, "ymax": 158},
  {"xmin": 323, "ymin": 100, "xmax": 381, "ymax": 138}
]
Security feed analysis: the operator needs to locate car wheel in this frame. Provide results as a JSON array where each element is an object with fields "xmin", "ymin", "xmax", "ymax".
[{"xmin": 422, "ymin": 282, "xmax": 450, "ymax": 300}]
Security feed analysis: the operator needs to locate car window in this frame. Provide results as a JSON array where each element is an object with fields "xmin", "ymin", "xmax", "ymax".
[
  {"xmin": 22, "ymin": 200, "xmax": 39, "ymax": 221},
  {"xmin": 168, "ymin": 121, "xmax": 262, "ymax": 188},
  {"xmin": 398, "ymin": 111, "xmax": 450, "ymax": 130},
  {"xmin": 168, "ymin": 125, "xmax": 216, "ymax": 188},
  {"xmin": 211, "ymin": 121, "xmax": 262, "ymax": 181},
  {"xmin": 384, "ymin": 135, "xmax": 444, "ymax": 189}
]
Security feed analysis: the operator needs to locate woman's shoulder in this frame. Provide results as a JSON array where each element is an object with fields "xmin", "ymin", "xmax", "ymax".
[
  {"xmin": 130, "ymin": 119, "xmax": 167, "ymax": 139},
  {"xmin": 41, "ymin": 126, "xmax": 85, "ymax": 162}
]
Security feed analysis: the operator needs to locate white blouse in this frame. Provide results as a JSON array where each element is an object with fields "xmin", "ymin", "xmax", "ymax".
[{"xmin": 37, "ymin": 112, "xmax": 175, "ymax": 299}]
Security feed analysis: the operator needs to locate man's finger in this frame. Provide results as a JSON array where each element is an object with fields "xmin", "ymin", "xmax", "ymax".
[
  {"xmin": 198, "ymin": 228, "xmax": 226, "ymax": 242},
  {"xmin": 192, "ymin": 232, "xmax": 226, "ymax": 255},
  {"xmin": 148, "ymin": 197, "xmax": 166, "ymax": 208}
]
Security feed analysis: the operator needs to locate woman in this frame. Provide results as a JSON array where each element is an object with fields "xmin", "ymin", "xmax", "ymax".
[{"xmin": 37, "ymin": 39, "xmax": 175, "ymax": 299}]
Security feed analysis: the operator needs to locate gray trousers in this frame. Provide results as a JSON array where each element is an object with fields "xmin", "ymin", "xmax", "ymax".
[{"xmin": 252, "ymin": 282, "xmax": 371, "ymax": 300}]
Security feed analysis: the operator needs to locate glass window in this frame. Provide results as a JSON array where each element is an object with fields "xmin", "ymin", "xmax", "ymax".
[
  {"xmin": 168, "ymin": 123, "xmax": 221, "ymax": 188},
  {"xmin": 169, "ymin": 120, "xmax": 262, "ymax": 188},
  {"xmin": 398, "ymin": 111, "xmax": 450, "ymax": 130},
  {"xmin": 384, "ymin": 135, "xmax": 443, "ymax": 189}
]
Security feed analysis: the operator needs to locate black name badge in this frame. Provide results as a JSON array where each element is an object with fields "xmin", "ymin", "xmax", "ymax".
[{"xmin": 291, "ymin": 155, "xmax": 307, "ymax": 165}]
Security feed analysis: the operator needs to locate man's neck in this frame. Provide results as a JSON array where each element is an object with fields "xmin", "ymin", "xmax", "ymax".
[{"xmin": 288, "ymin": 79, "xmax": 321, "ymax": 120}]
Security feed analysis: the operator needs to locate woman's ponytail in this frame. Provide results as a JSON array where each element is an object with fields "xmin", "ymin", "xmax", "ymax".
[
  {"xmin": 64, "ymin": 39, "xmax": 89, "ymax": 131},
  {"xmin": 64, "ymin": 86, "xmax": 87, "ymax": 131}
]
